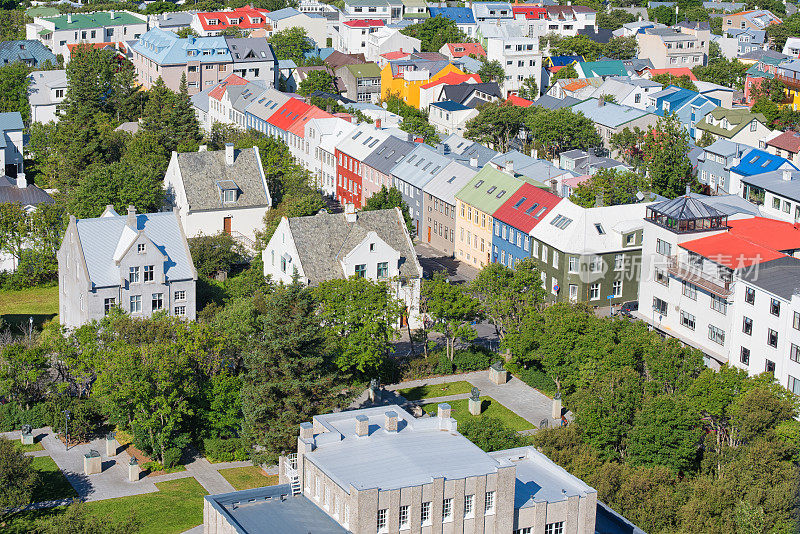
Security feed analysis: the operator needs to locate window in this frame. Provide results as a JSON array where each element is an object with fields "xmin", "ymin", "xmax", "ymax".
[
  {"xmin": 680, "ymin": 311, "xmax": 696, "ymax": 330},
  {"xmin": 130, "ymin": 295, "xmax": 141, "ymax": 313},
  {"xmin": 791, "ymin": 344, "xmax": 800, "ymax": 363},
  {"xmin": 656, "ymin": 238, "xmax": 672, "ymax": 256},
  {"xmin": 464, "ymin": 495, "xmax": 474, "ymax": 518},
  {"xmin": 569, "ymin": 284, "xmax": 578, "ymax": 301},
  {"xmin": 533, "ymin": 241, "xmax": 539, "ymax": 258},
  {"xmin": 743, "ymin": 316, "xmax": 752, "ymax": 335},
  {"xmin": 355, "ymin": 264, "xmax": 366, "ymax": 278},
  {"xmin": 773, "ymin": 196, "xmax": 781, "ymax": 210},
  {"xmin": 655, "ymin": 268, "xmax": 669, "ymax": 286},
  {"xmin": 589, "ymin": 282, "xmax": 600, "ymax": 300},
  {"xmin": 420, "ymin": 501, "xmax": 431, "ymax": 526},
  {"xmin": 129, "ymin": 266, "xmax": 140, "ymax": 283},
  {"xmin": 767, "ymin": 328, "xmax": 778, "ymax": 348},
  {"xmin": 766, "ymin": 359, "xmax": 776, "ymax": 373},
  {"xmin": 514, "ymin": 529, "xmax": 532, "ymax": 534},
  {"xmin": 377, "ymin": 262, "xmax": 388, "ymax": 279},
  {"xmin": 612, "ymin": 280, "xmax": 622, "ymax": 297},
  {"xmin": 653, "ymin": 297, "xmax": 668, "ymax": 316},
  {"xmin": 175, "ymin": 290, "xmax": 186, "ymax": 301},
  {"xmin": 104, "ymin": 298, "xmax": 116, "ymax": 315},
  {"xmin": 745, "ymin": 286, "xmax": 755, "ymax": 304},
  {"xmin": 484, "ymin": 491, "xmax": 495, "ymax": 514},
  {"xmin": 594, "ymin": 223, "xmax": 606, "ymax": 234},
  {"xmin": 324, "ymin": 487, "xmax": 330, "ymax": 509},
  {"xmin": 795, "ymin": 311, "xmax": 800, "ymax": 330},
  {"xmin": 708, "ymin": 324, "xmax": 725, "ymax": 345},
  {"xmin": 223, "ymin": 189, "xmax": 236, "ymax": 202},
  {"xmin": 541, "ymin": 247, "xmax": 548, "ymax": 263},
  {"xmin": 137, "ymin": 243, "xmax": 146, "ymax": 254},
  {"xmin": 344, "ymin": 504, "xmax": 350, "ymax": 527},
  {"xmin": 174, "ymin": 305, "xmax": 186, "ymax": 317},
  {"xmin": 399, "ymin": 505, "xmax": 409, "ymax": 530},
  {"xmin": 545, "ymin": 522, "xmax": 564, "ymax": 534},
  {"xmin": 567, "ymin": 256, "xmax": 578, "ymax": 273},
  {"xmin": 590, "ymin": 256, "xmax": 603, "ymax": 273},
  {"xmin": 682, "ymin": 281, "xmax": 697, "ymax": 299},
  {"xmin": 740, "ymin": 347, "xmax": 750, "ymax": 365},
  {"xmin": 789, "ymin": 375, "xmax": 800, "ymax": 395},
  {"xmin": 771, "ymin": 298, "xmax": 781, "ymax": 316},
  {"xmin": 614, "ymin": 254, "xmax": 623, "ymax": 271},
  {"xmin": 144, "ymin": 265, "xmax": 154, "ymax": 282},
  {"xmin": 442, "ymin": 498, "xmax": 453, "ymax": 522},
  {"xmin": 711, "ymin": 294, "xmax": 727, "ymax": 315},
  {"xmin": 315, "ymin": 476, "xmax": 320, "ymax": 499},
  {"xmin": 552, "ymin": 251, "xmax": 559, "ymax": 268},
  {"xmin": 626, "ymin": 233, "xmax": 635, "ymax": 246},
  {"xmin": 377, "ymin": 509, "xmax": 387, "ymax": 533}
]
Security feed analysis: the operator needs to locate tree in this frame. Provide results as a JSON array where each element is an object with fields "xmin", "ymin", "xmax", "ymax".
[
  {"xmin": 459, "ymin": 417, "xmax": 525, "ymax": 452},
  {"xmin": 463, "ymin": 100, "xmax": 526, "ymax": 153},
  {"xmin": 596, "ymin": 9, "xmax": 636, "ymax": 30},
  {"xmin": 60, "ymin": 44, "xmax": 118, "ymax": 118},
  {"xmin": 477, "ymin": 60, "xmax": 505, "ymax": 84},
  {"xmin": 551, "ymin": 63, "xmax": 578, "ymax": 82},
  {"xmin": 603, "ymin": 36, "xmax": 638, "ymax": 60},
  {"xmin": 108, "ymin": 59, "xmax": 144, "ymax": 123},
  {"xmin": 651, "ymin": 73, "xmax": 697, "ymax": 91},
  {"xmin": 0, "ymin": 202, "xmax": 29, "ymax": 267},
  {"xmin": 399, "ymin": 15, "xmax": 469, "ymax": 53},
  {"xmin": 362, "ymin": 185, "xmax": 414, "ymax": 237},
  {"xmin": 551, "ymin": 35, "xmax": 604, "ymax": 61},
  {"xmin": 37, "ymin": 501, "xmax": 139, "ymax": 533},
  {"xmin": 627, "ymin": 395, "xmax": 703, "ymax": 472},
  {"xmin": 0, "ymin": 62, "xmax": 31, "ymax": 122},
  {"xmin": 766, "ymin": 13, "xmax": 800, "ymax": 52},
  {"xmin": 269, "ymin": 27, "xmax": 314, "ymax": 64},
  {"xmin": 400, "ymin": 113, "xmax": 440, "ymax": 145},
  {"xmin": 610, "ymin": 126, "xmax": 645, "ymax": 170},
  {"xmin": 517, "ymin": 76, "xmax": 539, "ymax": 100},
  {"xmin": 140, "ymin": 77, "xmax": 173, "ymax": 142},
  {"xmin": 422, "ymin": 272, "xmax": 481, "ymax": 361},
  {"xmin": 0, "ymin": 437, "xmax": 37, "ymax": 513},
  {"xmin": 176, "ymin": 27, "xmax": 199, "ymax": 38},
  {"xmin": 297, "ymin": 69, "xmax": 337, "ymax": 96},
  {"xmin": 525, "ymin": 107, "xmax": 602, "ymax": 158},
  {"xmin": 692, "ymin": 58, "xmax": 749, "ymax": 91},
  {"xmin": 696, "ymin": 130, "xmax": 715, "ymax": 148},
  {"xmin": 640, "ymin": 113, "xmax": 694, "ymax": 198},
  {"xmin": 570, "ymin": 168, "xmax": 650, "ymax": 208},
  {"xmin": 314, "ymin": 277, "xmax": 404, "ymax": 376},
  {"xmin": 188, "ymin": 232, "xmax": 249, "ymax": 278},
  {"xmin": 170, "ymin": 73, "xmax": 202, "ymax": 150}
]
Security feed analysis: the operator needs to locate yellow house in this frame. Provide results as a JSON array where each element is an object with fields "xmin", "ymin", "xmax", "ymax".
[{"xmin": 380, "ymin": 61, "xmax": 465, "ymax": 108}]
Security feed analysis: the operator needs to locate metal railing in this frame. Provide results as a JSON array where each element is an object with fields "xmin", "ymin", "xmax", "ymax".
[{"xmin": 666, "ymin": 255, "xmax": 733, "ymax": 297}]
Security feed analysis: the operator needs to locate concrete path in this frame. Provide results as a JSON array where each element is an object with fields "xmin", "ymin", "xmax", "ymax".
[{"xmin": 183, "ymin": 458, "xmax": 236, "ymax": 495}]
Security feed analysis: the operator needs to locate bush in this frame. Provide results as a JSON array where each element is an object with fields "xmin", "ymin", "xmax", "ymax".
[
  {"xmin": 435, "ymin": 353, "xmax": 454, "ymax": 375},
  {"xmin": 0, "ymin": 402, "xmax": 51, "ymax": 432},
  {"xmin": 188, "ymin": 232, "xmax": 249, "ymax": 278},
  {"xmin": 459, "ymin": 417, "xmax": 526, "ymax": 452},
  {"xmin": 400, "ymin": 353, "xmax": 439, "ymax": 381},
  {"xmin": 452, "ymin": 347, "xmax": 495, "ymax": 372},
  {"xmin": 507, "ymin": 362, "xmax": 557, "ymax": 396},
  {"xmin": 204, "ymin": 437, "xmax": 250, "ymax": 462},
  {"xmin": 161, "ymin": 447, "xmax": 183, "ymax": 468}
]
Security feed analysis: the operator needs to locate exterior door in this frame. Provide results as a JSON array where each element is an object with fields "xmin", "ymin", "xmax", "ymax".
[
  {"xmin": 428, "ymin": 226, "xmax": 431, "ymax": 242},
  {"xmin": 223, "ymin": 216, "xmax": 232, "ymax": 235}
]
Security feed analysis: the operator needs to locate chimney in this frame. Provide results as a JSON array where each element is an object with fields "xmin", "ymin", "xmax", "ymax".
[
  {"xmin": 532, "ymin": 149, "xmax": 538, "ymax": 160},
  {"xmin": 355, "ymin": 415, "xmax": 369, "ymax": 437},
  {"xmin": 783, "ymin": 168, "xmax": 793, "ymax": 181},
  {"xmin": 110, "ymin": 10, "xmax": 115, "ymax": 19},
  {"xmin": 685, "ymin": 184, "xmax": 691, "ymax": 195},
  {"xmin": 225, "ymin": 143, "xmax": 235, "ymax": 165},
  {"xmin": 384, "ymin": 411, "xmax": 398, "ymax": 432},
  {"xmin": 15, "ymin": 172, "xmax": 27, "ymax": 189},
  {"xmin": 470, "ymin": 156, "xmax": 478, "ymax": 168},
  {"xmin": 437, "ymin": 143, "xmax": 446, "ymax": 155},
  {"xmin": 344, "ymin": 202, "xmax": 357, "ymax": 223},
  {"xmin": 437, "ymin": 403, "xmax": 451, "ymax": 420},
  {"xmin": 299, "ymin": 422, "xmax": 313, "ymax": 440},
  {"xmin": 407, "ymin": 132, "xmax": 414, "ymax": 142},
  {"xmin": 126, "ymin": 205, "xmax": 137, "ymax": 229},
  {"xmin": 67, "ymin": 13, "xmax": 72, "ymax": 23},
  {"xmin": 598, "ymin": 96, "xmax": 605, "ymax": 106},
  {"xmin": 505, "ymin": 159, "xmax": 515, "ymax": 175},
  {"xmin": 199, "ymin": 144, "xmax": 207, "ymax": 152},
  {"xmin": 375, "ymin": 118, "xmax": 381, "ymax": 129}
]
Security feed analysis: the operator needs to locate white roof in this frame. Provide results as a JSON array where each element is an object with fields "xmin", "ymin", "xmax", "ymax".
[
  {"xmin": 336, "ymin": 123, "xmax": 391, "ymax": 161},
  {"xmin": 308, "ymin": 117, "xmax": 356, "ymax": 152},
  {"xmin": 28, "ymin": 69, "xmax": 67, "ymax": 106}
]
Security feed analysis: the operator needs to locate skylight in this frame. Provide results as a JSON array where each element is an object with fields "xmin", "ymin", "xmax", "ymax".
[
  {"xmin": 513, "ymin": 197, "xmax": 527, "ymax": 209},
  {"xmin": 353, "ymin": 131, "xmax": 362, "ymax": 139},
  {"xmin": 487, "ymin": 185, "xmax": 496, "ymax": 194},
  {"xmin": 525, "ymin": 202, "xmax": 539, "ymax": 215},
  {"xmin": 407, "ymin": 155, "xmax": 417, "ymax": 164},
  {"xmin": 447, "ymin": 176, "xmax": 456, "ymax": 183},
  {"xmin": 496, "ymin": 190, "xmax": 506, "ymax": 199},
  {"xmin": 594, "ymin": 223, "xmax": 606, "ymax": 235},
  {"xmin": 536, "ymin": 207, "xmax": 547, "ymax": 218},
  {"xmin": 474, "ymin": 180, "xmax": 484, "ymax": 188}
]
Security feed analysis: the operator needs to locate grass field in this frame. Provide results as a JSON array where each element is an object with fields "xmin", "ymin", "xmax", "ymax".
[
  {"xmin": 398, "ymin": 381, "xmax": 473, "ymax": 401},
  {"xmin": 30, "ymin": 456, "xmax": 79, "ymax": 503},
  {"xmin": 219, "ymin": 466, "xmax": 278, "ymax": 491},
  {"xmin": 15, "ymin": 441, "xmax": 45, "ymax": 453},
  {"xmin": 0, "ymin": 286, "xmax": 59, "ymax": 331},
  {"xmin": 423, "ymin": 397, "xmax": 534, "ymax": 431}
]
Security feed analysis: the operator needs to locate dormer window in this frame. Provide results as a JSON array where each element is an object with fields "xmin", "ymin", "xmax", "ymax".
[
  {"xmin": 218, "ymin": 180, "xmax": 240, "ymax": 203},
  {"xmin": 223, "ymin": 189, "xmax": 237, "ymax": 202}
]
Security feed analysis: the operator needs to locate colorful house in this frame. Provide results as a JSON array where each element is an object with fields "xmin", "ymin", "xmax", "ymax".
[{"xmin": 380, "ymin": 59, "xmax": 466, "ymax": 108}]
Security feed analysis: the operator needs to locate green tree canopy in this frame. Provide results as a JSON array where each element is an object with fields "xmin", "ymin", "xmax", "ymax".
[
  {"xmin": 399, "ymin": 15, "xmax": 469, "ymax": 52},
  {"xmin": 525, "ymin": 107, "xmax": 602, "ymax": 158},
  {"xmin": 0, "ymin": 437, "xmax": 37, "ymax": 513},
  {"xmin": 422, "ymin": 272, "xmax": 481, "ymax": 360},
  {"xmin": 297, "ymin": 69, "xmax": 337, "ymax": 96},
  {"xmin": 640, "ymin": 113, "xmax": 695, "ymax": 198},
  {"xmin": 463, "ymin": 100, "xmax": 526, "ymax": 153},
  {"xmin": 362, "ymin": 185, "xmax": 415, "ymax": 237},
  {"xmin": 269, "ymin": 27, "xmax": 314, "ymax": 64},
  {"xmin": 570, "ymin": 168, "xmax": 650, "ymax": 208},
  {"xmin": 477, "ymin": 59, "xmax": 505, "ymax": 84}
]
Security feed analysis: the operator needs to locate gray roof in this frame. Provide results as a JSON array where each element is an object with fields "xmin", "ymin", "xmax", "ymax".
[
  {"xmin": 0, "ymin": 40, "xmax": 56, "ymax": 67},
  {"xmin": 441, "ymin": 82, "xmax": 502, "ymax": 106},
  {"xmin": 740, "ymin": 255, "xmax": 800, "ymax": 300},
  {"xmin": 174, "ymin": 147, "xmax": 271, "ymax": 211},
  {"xmin": 571, "ymin": 98, "xmax": 653, "ymax": 128},
  {"xmin": 703, "ymin": 138, "xmax": 745, "ymax": 158},
  {"xmin": 231, "ymin": 81, "xmax": 268, "ymax": 113},
  {"xmin": 28, "ymin": 69, "xmax": 67, "ymax": 107},
  {"xmin": 0, "ymin": 177, "xmax": 54, "ymax": 206},
  {"xmin": 531, "ymin": 95, "xmax": 581, "ymax": 110},
  {"xmin": 114, "ymin": 121, "xmax": 141, "ymax": 134},
  {"xmin": 650, "ymin": 195, "xmax": 726, "ymax": 220},
  {"xmin": 288, "ymin": 209, "xmax": 421, "ymax": 283},
  {"xmin": 739, "ymin": 48, "xmax": 789, "ymax": 61},
  {"xmin": 442, "ymin": 134, "xmax": 499, "ymax": 167},
  {"xmin": 0, "ymin": 112, "xmax": 24, "ymax": 132},
  {"xmin": 741, "ymin": 169, "xmax": 800, "ymax": 203},
  {"xmin": 190, "ymin": 86, "xmax": 211, "ymax": 113},
  {"xmin": 205, "ymin": 486, "xmax": 348, "ymax": 534},
  {"xmin": 152, "ymin": 11, "xmax": 195, "ymax": 28},
  {"xmin": 225, "ymin": 36, "xmax": 276, "ymax": 63},
  {"xmin": 423, "ymin": 160, "xmax": 478, "ymax": 205},
  {"xmin": 74, "ymin": 210, "xmax": 195, "ymax": 287},
  {"xmin": 391, "ymin": 143, "xmax": 455, "ymax": 189},
  {"xmin": 362, "ymin": 135, "xmax": 416, "ymax": 175},
  {"xmin": 686, "ymin": 192, "xmax": 762, "ymax": 217}
]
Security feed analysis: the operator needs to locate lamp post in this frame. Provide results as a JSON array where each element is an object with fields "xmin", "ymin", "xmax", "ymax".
[{"xmin": 63, "ymin": 410, "xmax": 71, "ymax": 451}]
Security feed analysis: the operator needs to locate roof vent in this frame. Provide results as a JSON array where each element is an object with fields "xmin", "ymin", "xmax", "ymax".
[
  {"xmin": 344, "ymin": 203, "xmax": 357, "ymax": 223},
  {"xmin": 470, "ymin": 156, "xmax": 478, "ymax": 167},
  {"xmin": 355, "ymin": 415, "xmax": 369, "ymax": 437}
]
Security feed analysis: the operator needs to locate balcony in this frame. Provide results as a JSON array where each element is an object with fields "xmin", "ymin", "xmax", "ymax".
[
  {"xmin": 667, "ymin": 255, "xmax": 732, "ymax": 297},
  {"xmin": 775, "ymin": 73, "xmax": 800, "ymax": 90}
]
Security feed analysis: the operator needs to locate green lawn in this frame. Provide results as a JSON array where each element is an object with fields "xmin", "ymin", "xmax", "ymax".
[
  {"xmin": 398, "ymin": 381, "xmax": 473, "ymax": 401},
  {"xmin": 219, "ymin": 466, "xmax": 278, "ymax": 491},
  {"xmin": 0, "ymin": 286, "xmax": 59, "ymax": 330},
  {"xmin": 423, "ymin": 397, "xmax": 534, "ymax": 431},
  {"xmin": 15, "ymin": 441, "xmax": 45, "ymax": 453},
  {"xmin": 31, "ymin": 456, "xmax": 78, "ymax": 503}
]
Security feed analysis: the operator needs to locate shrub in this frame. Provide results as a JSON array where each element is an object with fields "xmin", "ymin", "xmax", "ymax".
[
  {"xmin": 161, "ymin": 447, "xmax": 183, "ymax": 468},
  {"xmin": 435, "ymin": 353, "xmax": 454, "ymax": 375},
  {"xmin": 459, "ymin": 417, "xmax": 526, "ymax": 452},
  {"xmin": 400, "ymin": 353, "xmax": 438, "ymax": 381},
  {"xmin": 0, "ymin": 402, "xmax": 51, "ymax": 432},
  {"xmin": 452, "ymin": 347, "xmax": 495, "ymax": 372},
  {"xmin": 204, "ymin": 437, "xmax": 250, "ymax": 462},
  {"xmin": 506, "ymin": 362, "xmax": 557, "ymax": 396}
]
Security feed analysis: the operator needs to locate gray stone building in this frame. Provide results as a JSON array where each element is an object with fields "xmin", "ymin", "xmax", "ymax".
[
  {"xmin": 57, "ymin": 206, "xmax": 197, "ymax": 328},
  {"xmin": 422, "ymin": 159, "xmax": 478, "ymax": 256},
  {"xmin": 205, "ymin": 404, "xmax": 609, "ymax": 534}
]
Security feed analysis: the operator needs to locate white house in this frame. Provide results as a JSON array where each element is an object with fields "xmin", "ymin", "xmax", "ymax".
[
  {"xmin": 164, "ymin": 144, "xmax": 272, "ymax": 248},
  {"xmin": 335, "ymin": 19, "xmax": 386, "ymax": 56},
  {"xmin": 428, "ymin": 101, "xmax": 478, "ymax": 136},
  {"xmin": 28, "ymin": 69, "xmax": 67, "ymax": 124},
  {"xmin": 26, "ymin": 11, "xmax": 147, "ymax": 56},
  {"xmin": 364, "ymin": 26, "xmax": 421, "ymax": 63},
  {"xmin": 0, "ymin": 112, "xmax": 25, "ymax": 179},
  {"xmin": 479, "ymin": 24, "xmax": 541, "ymax": 97},
  {"xmin": 304, "ymin": 116, "xmax": 357, "ymax": 198},
  {"xmin": 262, "ymin": 206, "xmax": 423, "ymax": 327}
]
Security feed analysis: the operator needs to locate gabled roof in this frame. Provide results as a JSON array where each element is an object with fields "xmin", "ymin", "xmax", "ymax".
[
  {"xmin": 133, "ymin": 28, "xmax": 231, "ymax": 65},
  {"xmin": 445, "ymin": 43, "xmax": 485, "ymax": 58},
  {"xmin": 0, "ymin": 176, "xmax": 54, "ymax": 206},
  {"xmin": 337, "ymin": 124, "xmax": 391, "ymax": 160},
  {"xmin": 739, "ymin": 255, "xmax": 800, "ymax": 300},
  {"xmin": 440, "ymin": 82, "xmax": 501, "ymax": 105},
  {"xmin": 422, "ymin": 160, "xmax": 478, "ymax": 205},
  {"xmin": 431, "ymin": 100, "xmax": 472, "ymax": 112},
  {"xmin": 730, "ymin": 148, "xmax": 793, "ymax": 176},
  {"xmin": 0, "ymin": 40, "xmax": 56, "ymax": 66},
  {"xmin": 455, "ymin": 165, "xmax": 526, "ymax": 214},
  {"xmin": 645, "ymin": 67, "xmax": 698, "ymax": 80},
  {"xmin": 324, "ymin": 51, "xmax": 366, "ymax": 70},
  {"xmin": 531, "ymin": 95, "xmax": 580, "ymax": 110},
  {"xmin": 287, "ymin": 106, "xmax": 333, "ymax": 138},
  {"xmin": 391, "ymin": 143, "xmax": 455, "ymax": 189},
  {"xmin": 766, "ymin": 130, "xmax": 800, "ymax": 154},
  {"xmin": 195, "ymin": 6, "xmax": 271, "ymax": 31},
  {"xmin": 0, "ymin": 112, "xmax": 24, "ymax": 132},
  {"xmin": 362, "ymin": 135, "xmax": 416, "ymax": 175},
  {"xmin": 343, "ymin": 19, "xmax": 385, "ymax": 27},
  {"xmin": 208, "ymin": 73, "xmax": 249, "ymax": 101},
  {"xmin": 508, "ymin": 94, "xmax": 533, "ymax": 108},
  {"xmin": 695, "ymin": 107, "xmax": 769, "ymax": 139},
  {"xmin": 571, "ymin": 98, "xmax": 653, "ymax": 128},
  {"xmin": 421, "ymin": 71, "xmax": 480, "ymax": 89},
  {"xmin": 740, "ymin": 168, "xmax": 800, "ymax": 202},
  {"xmin": 174, "ymin": 147, "xmax": 271, "ymax": 211},
  {"xmin": 428, "ymin": 7, "xmax": 476, "ymax": 24},
  {"xmin": 225, "ymin": 36, "xmax": 276, "ymax": 63},
  {"xmin": 267, "ymin": 98, "xmax": 312, "ymax": 131},
  {"xmin": 493, "ymin": 183, "xmax": 562, "ymax": 233}
]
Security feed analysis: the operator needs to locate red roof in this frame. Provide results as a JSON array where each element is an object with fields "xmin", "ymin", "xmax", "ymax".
[
  {"xmin": 446, "ymin": 43, "xmax": 486, "ymax": 58},
  {"xmin": 287, "ymin": 106, "xmax": 333, "ymax": 137},
  {"xmin": 679, "ymin": 217, "xmax": 800, "ymax": 269},
  {"xmin": 420, "ymin": 72, "xmax": 481, "ymax": 89},
  {"xmin": 208, "ymin": 74, "xmax": 248, "ymax": 101},
  {"xmin": 492, "ymin": 183, "xmax": 562, "ymax": 233},
  {"xmin": 512, "ymin": 6, "xmax": 547, "ymax": 19},
  {"xmin": 646, "ymin": 67, "xmax": 698, "ymax": 81},
  {"xmin": 508, "ymin": 94, "xmax": 533, "ymax": 107},
  {"xmin": 766, "ymin": 130, "xmax": 800, "ymax": 154},
  {"xmin": 267, "ymin": 98, "xmax": 312, "ymax": 131},
  {"xmin": 382, "ymin": 51, "xmax": 412, "ymax": 60},
  {"xmin": 196, "ymin": 6, "xmax": 271, "ymax": 31},
  {"xmin": 343, "ymin": 19, "xmax": 384, "ymax": 28}
]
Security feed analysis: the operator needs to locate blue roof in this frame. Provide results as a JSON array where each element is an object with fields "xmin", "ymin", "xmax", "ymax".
[
  {"xmin": 267, "ymin": 7, "xmax": 302, "ymax": 20},
  {"xmin": 0, "ymin": 40, "xmax": 56, "ymax": 67},
  {"xmin": 731, "ymin": 148, "xmax": 797, "ymax": 176},
  {"xmin": 549, "ymin": 55, "xmax": 583, "ymax": 66},
  {"xmin": 0, "ymin": 112, "xmax": 24, "ymax": 132},
  {"xmin": 431, "ymin": 100, "xmax": 471, "ymax": 112},
  {"xmin": 133, "ymin": 28, "xmax": 231, "ymax": 65},
  {"xmin": 650, "ymin": 85, "xmax": 718, "ymax": 116},
  {"xmin": 278, "ymin": 59, "xmax": 297, "ymax": 69},
  {"xmin": 428, "ymin": 7, "xmax": 476, "ymax": 24}
]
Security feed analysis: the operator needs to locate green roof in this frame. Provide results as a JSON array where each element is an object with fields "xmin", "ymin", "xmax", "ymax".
[
  {"xmin": 577, "ymin": 60, "xmax": 627, "ymax": 77},
  {"xmin": 455, "ymin": 165, "xmax": 526, "ymax": 215},
  {"xmin": 345, "ymin": 62, "xmax": 381, "ymax": 78},
  {"xmin": 746, "ymin": 63, "xmax": 774, "ymax": 79},
  {"xmin": 403, "ymin": 12, "xmax": 430, "ymax": 18},
  {"xmin": 694, "ymin": 107, "xmax": 768, "ymax": 139},
  {"xmin": 38, "ymin": 29, "xmax": 53, "ymax": 36},
  {"xmin": 44, "ymin": 11, "xmax": 145, "ymax": 30},
  {"xmin": 401, "ymin": 0, "xmax": 427, "ymax": 6}
]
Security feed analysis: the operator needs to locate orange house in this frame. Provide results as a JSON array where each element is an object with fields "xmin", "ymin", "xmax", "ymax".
[{"xmin": 380, "ymin": 60, "xmax": 466, "ymax": 108}]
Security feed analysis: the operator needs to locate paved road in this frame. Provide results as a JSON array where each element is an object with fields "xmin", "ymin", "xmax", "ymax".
[{"xmin": 414, "ymin": 241, "xmax": 479, "ymax": 284}]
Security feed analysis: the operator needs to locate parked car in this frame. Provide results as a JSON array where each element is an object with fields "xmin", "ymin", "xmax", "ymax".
[{"xmin": 618, "ymin": 301, "xmax": 638, "ymax": 317}]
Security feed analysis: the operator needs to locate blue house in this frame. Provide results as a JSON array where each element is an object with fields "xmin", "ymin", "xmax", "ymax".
[
  {"xmin": 696, "ymin": 139, "xmax": 749, "ymax": 195},
  {"xmin": 646, "ymin": 85, "xmax": 719, "ymax": 138},
  {"xmin": 427, "ymin": 8, "xmax": 477, "ymax": 37},
  {"xmin": 729, "ymin": 148, "xmax": 798, "ymax": 197}
]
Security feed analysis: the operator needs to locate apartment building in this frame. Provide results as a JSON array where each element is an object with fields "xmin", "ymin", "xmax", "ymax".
[
  {"xmin": 570, "ymin": 98, "xmax": 658, "ymax": 157},
  {"xmin": 26, "ymin": 10, "xmax": 147, "ymax": 56},
  {"xmin": 337, "ymin": 19, "xmax": 386, "ymax": 56},
  {"xmin": 336, "ymin": 124, "xmax": 391, "ymax": 208},
  {"xmin": 341, "ymin": 0, "xmax": 400, "ymax": 23},
  {"xmin": 337, "ymin": 62, "xmax": 382, "ymax": 103},
  {"xmin": 365, "ymin": 26, "xmax": 421, "ymax": 63},
  {"xmin": 512, "ymin": 5, "xmax": 597, "ymax": 38},
  {"xmin": 741, "ymin": 168, "xmax": 800, "ymax": 223},
  {"xmin": 478, "ymin": 25, "xmax": 541, "ymax": 97},
  {"xmin": 587, "ymin": 77, "xmax": 663, "ymax": 110},
  {"xmin": 428, "ymin": 7, "xmax": 478, "ymax": 38},
  {"xmin": 647, "ymin": 85, "xmax": 719, "ymax": 138},
  {"xmin": 361, "ymin": 134, "xmax": 416, "ymax": 203},
  {"xmin": 422, "ymin": 160, "xmax": 478, "ymax": 256},
  {"xmin": 472, "ymin": 2, "xmax": 514, "ymax": 22},
  {"xmin": 304, "ymin": 117, "xmax": 356, "ymax": 197},
  {"xmin": 28, "ymin": 69, "xmax": 67, "ymax": 124},
  {"xmin": 636, "ymin": 26, "xmax": 709, "ymax": 69},
  {"xmin": 190, "ymin": 6, "xmax": 271, "ymax": 36}
]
